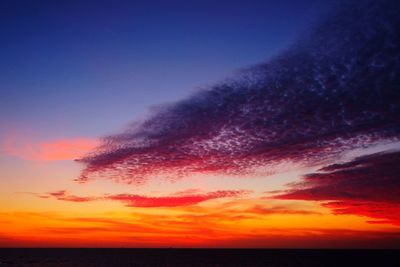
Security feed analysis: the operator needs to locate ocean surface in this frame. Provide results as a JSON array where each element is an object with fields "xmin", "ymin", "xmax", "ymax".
[{"xmin": 0, "ymin": 249, "xmax": 399, "ymax": 267}]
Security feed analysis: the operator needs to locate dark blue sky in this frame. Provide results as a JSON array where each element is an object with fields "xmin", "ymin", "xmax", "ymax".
[{"xmin": 0, "ymin": 0, "xmax": 331, "ymax": 139}]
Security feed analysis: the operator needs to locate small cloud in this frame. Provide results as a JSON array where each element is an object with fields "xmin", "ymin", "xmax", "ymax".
[
  {"xmin": 35, "ymin": 189, "xmax": 251, "ymax": 208},
  {"xmin": 245, "ymin": 205, "xmax": 321, "ymax": 216},
  {"xmin": 47, "ymin": 190, "xmax": 98, "ymax": 202},
  {"xmin": 107, "ymin": 190, "xmax": 250, "ymax": 207},
  {"xmin": 2, "ymin": 136, "xmax": 98, "ymax": 161}
]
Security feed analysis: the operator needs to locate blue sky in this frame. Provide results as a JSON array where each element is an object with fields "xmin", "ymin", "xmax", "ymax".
[{"xmin": 0, "ymin": 0, "xmax": 328, "ymax": 138}]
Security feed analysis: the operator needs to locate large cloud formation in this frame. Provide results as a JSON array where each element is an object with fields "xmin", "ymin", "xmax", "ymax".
[
  {"xmin": 275, "ymin": 150, "xmax": 400, "ymax": 225},
  {"xmin": 77, "ymin": 0, "xmax": 400, "ymax": 184}
]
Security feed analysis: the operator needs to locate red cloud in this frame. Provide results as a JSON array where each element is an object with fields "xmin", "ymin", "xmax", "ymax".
[
  {"xmin": 38, "ymin": 190, "xmax": 250, "ymax": 207},
  {"xmin": 274, "ymin": 150, "xmax": 400, "ymax": 225},
  {"xmin": 107, "ymin": 190, "xmax": 249, "ymax": 207},
  {"xmin": 323, "ymin": 201, "xmax": 400, "ymax": 226},
  {"xmin": 2, "ymin": 136, "xmax": 98, "ymax": 161}
]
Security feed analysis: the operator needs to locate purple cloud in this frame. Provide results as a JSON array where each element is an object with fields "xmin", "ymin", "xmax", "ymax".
[
  {"xmin": 274, "ymin": 150, "xmax": 400, "ymax": 225},
  {"xmin": 77, "ymin": 0, "xmax": 400, "ymax": 184}
]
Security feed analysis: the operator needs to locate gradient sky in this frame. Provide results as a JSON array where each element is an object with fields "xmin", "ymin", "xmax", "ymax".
[
  {"xmin": 0, "ymin": 0, "xmax": 325, "ymax": 137},
  {"xmin": 1, "ymin": 0, "xmax": 400, "ymax": 248}
]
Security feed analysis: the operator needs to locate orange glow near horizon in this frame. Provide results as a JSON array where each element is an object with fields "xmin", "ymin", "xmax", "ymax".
[
  {"xmin": 0, "ymin": 165, "xmax": 399, "ymax": 249},
  {"xmin": 0, "ymin": 136, "xmax": 399, "ymax": 248}
]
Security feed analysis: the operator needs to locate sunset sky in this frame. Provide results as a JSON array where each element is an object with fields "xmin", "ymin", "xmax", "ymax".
[{"xmin": 1, "ymin": 0, "xmax": 399, "ymax": 248}]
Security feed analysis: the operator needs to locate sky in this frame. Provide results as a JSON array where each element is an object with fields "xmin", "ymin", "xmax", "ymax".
[{"xmin": 0, "ymin": 0, "xmax": 400, "ymax": 248}]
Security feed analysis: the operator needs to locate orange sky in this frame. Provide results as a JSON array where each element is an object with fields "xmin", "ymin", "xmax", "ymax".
[
  {"xmin": 1, "ymin": 0, "xmax": 400, "ymax": 249},
  {"xmin": 0, "ymin": 137, "xmax": 399, "ymax": 248}
]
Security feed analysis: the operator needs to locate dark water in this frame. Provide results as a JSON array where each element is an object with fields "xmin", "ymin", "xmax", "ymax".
[{"xmin": 0, "ymin": 249, "xmax": 398, "ymax": 267}]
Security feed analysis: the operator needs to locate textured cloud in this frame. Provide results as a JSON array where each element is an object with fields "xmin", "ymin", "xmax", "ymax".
[
  {"xmin": 274, "ymin": 150, "xmax": 400, "ymax": 225},
  {"xmin": 77, "ymin": 0, "xmax": 400, "ymax": 184},
  {"xmin": 2, "ymin": 136, "xmax": 98, "ymax": 161},
  {"xmin": 39, "ymin": 190, "xmax": 249, "ymax": 207}
]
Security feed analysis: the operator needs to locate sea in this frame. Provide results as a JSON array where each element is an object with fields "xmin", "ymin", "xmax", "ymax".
[{"xmin": 0, "ymin": 249, "xmax": 398, "ymax": 267}]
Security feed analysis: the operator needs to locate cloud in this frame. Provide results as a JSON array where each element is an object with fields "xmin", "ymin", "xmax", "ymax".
[
  {"xmin": 323, "ymin": 201, "xmax": 400, "ymax": 226},
  {"xmin": 77, "ymin": 0, "xmax": 400, "ymax": 184},
  {"xmin": 46, "ymin": 190, "xmax": 98, "ymax": 202},
  {"xmin": 274, "ymin": 150, "xmax": 400, "ymax": 225},
  {"xmin": 245, "ymin": 205, "xmax": 321, "ymax": 216},
  {"xmin": 38, "ymin": 189, "xmax": 250, "ymax": 207},
  {"xmin": 2, "ymin": 136, "xmax": 98, "ymax": 161},
  {"xmin": 107, "ymin": 190, "xmax": 249, "ymax": 207},
  {"xmin": 2, "ymin": 211, "xmax": 400, "ymax": 248}
]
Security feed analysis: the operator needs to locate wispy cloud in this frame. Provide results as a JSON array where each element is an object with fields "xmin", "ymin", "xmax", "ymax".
[
  {"xmin": 2, "ymin": 136, "xmax": 98, "ymax": 161},
  {"xmin": 77, "ymin": 0, "xmax": 400, "ymax": 184},
  {"xmin": 274, "ymin": 150, "xmax": 400, "ymax": 225},
  {"xmin": 244, "ymin": 205, "xmax": 321, "ymax": 216},
  {"xmin": 1, "ymin": 211, "xmax": 400, "ymax": 248},
  {"xmin": 36, "ymin": 189, "xmax": 251, "ymax": 207},
  {"xmin": 107, "ymin": 190, "xmax": 250, "ymax": 207},
  {"xmin": 46, "ymin": 190, "xmax": 98, "ymax": 202}
]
